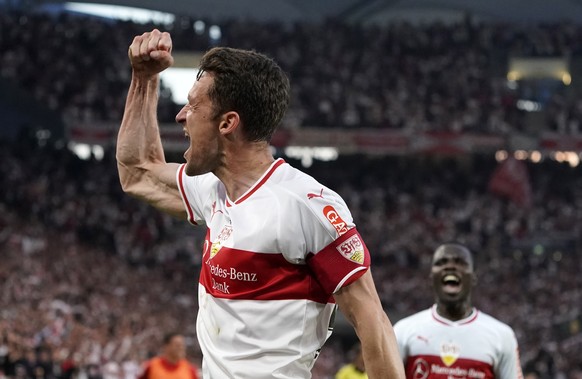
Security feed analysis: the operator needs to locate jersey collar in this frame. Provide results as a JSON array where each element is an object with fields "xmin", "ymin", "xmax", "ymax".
[
  {"xmin": 226, "ymin": 158, "xmax": 285, "ymax": 207},
  {"xmin": 430, "ymin": 304, "xmax": 479, "ymax": 326}
]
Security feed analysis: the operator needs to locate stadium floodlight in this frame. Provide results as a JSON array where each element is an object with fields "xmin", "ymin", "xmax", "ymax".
[
  {"xmin": 529, "ymin": 151, "xmax": 542, "ymax": 163},
  {"xmin": 513, "ymin": 150, "xmax": 528, "ymax": 160},
  {"xmin": 67, "ymin": 141, "xmax": 104, "ymax": 161},
  {"xmin": 284, "ymin": 146, "xmax": 339, "ymax": 168},
  {"xmin": 516, "ymin": 100, "xmax": 542, "ymax": 112},
  {"xmin": 495, "ymin": 150, "xmax": 508, "ymax": 162},
  {"xmin": 64, "ymin": 2, "xmax": 175, "ymax": 25}
]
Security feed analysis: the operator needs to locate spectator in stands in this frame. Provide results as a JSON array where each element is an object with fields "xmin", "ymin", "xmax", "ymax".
[{"xmin": 137, "ymin": 333, "xmax": 199, "ymax": 379}]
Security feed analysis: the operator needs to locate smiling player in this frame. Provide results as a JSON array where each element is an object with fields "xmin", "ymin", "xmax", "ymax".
[{"xmin": 393, "ymin": 243, "xmax": 523, "ymax": 379}]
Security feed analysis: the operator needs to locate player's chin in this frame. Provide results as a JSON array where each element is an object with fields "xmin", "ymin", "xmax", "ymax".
[
  {"xmin": 438, "ymin": 288, "xmax": 465, "ymax": 301},
  {"xmin": 184, "ymin": 160, "xmax": 214, "ymax": 177},
  {"xmin": 184, "ymin": 163, "xmax": 199, "ymax": 177}
]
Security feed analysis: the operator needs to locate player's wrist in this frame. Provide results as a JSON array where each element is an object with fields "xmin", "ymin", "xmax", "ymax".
[{"xmin": 131, "ymin": 71, "xmax": 160, "ymax": 84}]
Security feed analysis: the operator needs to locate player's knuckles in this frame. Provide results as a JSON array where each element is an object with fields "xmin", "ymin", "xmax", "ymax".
[
  {"xmin": 159, "ymin": 33, "xmax": 172, "ymax": 50},
  {"xmin": 128, "ymin": 45, "xmax": 141, "ymax": 60},
  {"xmin": 139, "ymin": 39, "xmax": 152, "ymax": 56},
  {"xmin": 147, "ymin": 36, "xmax": 159, "ymax": 51},
  {"xmin": 130, "ymin": 37, "xmax": 141, "ymax": 50}
]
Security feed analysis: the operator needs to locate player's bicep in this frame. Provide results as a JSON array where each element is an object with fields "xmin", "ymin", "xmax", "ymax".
[
  {"xmin": 334, "ymin": 271, "xmax": 384, "ymax": 327},
  {"xmin": 119, "ymin": 161, "xmax": 187, "ymax": 219}
]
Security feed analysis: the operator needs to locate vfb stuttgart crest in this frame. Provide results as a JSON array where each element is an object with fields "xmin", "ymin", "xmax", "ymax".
[
  {"xmin": 440, "ymin": 341, "xmax": 460, "ymax": 367},
  {"xmin": 336, "ymin": 235, "xmax": 365, "ymax": 264},
  {"xmin": 209, "ymin": 225, "xmax": 233, "ymax": 260}
]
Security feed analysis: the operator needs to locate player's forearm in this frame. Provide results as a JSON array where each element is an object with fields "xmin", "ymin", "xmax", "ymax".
[
  {"xmin": 116, "ymin": 73, "xmax": 166, "ymax": 190},
  {"xmin": 117, "ymin": 74, "xmax": 165, "ymax": 167},
  {"xmin": 335, "ymin": 272, "xmax": 406, "ymax": 379},
  {"xmin": 357, "ymin": 313, "xmax": 406, "ymax": 379}
]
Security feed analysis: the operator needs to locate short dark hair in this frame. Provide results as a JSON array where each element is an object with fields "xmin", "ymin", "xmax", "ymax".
[
  {"xmin": 162, "ymin": 332, "xmax": 182, "ymax": 345},
  {"xmin": 198, "ymin": 47, "xmax": 290, "ymax": 142}
]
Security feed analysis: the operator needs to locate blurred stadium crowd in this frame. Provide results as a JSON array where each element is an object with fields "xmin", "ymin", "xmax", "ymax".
[
  {"xmin": 2, "ymin": 11, "xmax": 582, "ymax": 133},
  {"xmin": 1, "ymin": 8, "xmax": 582, "ymax": 379}
]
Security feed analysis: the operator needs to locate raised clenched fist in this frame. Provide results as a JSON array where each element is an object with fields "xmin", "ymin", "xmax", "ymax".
[{"xmin": 128, "ymin": 29, "xmax": 174, "ymax": 77}]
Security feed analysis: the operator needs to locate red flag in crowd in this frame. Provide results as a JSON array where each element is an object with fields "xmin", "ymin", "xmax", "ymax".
[{"xmin": 488, "ymin": 156, "xmax": 532, "ymax": 207}]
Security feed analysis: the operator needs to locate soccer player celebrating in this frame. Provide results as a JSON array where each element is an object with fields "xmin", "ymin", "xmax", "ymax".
[
  {"xmin": 116, "ymin": 29, "xmax": 404, "ymax": 379},
  {"xmin": 393, "ymin": 243, "xmax": 523, "ymax": 379}
]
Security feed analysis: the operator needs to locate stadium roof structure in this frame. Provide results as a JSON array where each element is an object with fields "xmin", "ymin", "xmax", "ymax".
[{"xmin": 39, "ymin": 0, "xmax": 582, "ymax": 24}]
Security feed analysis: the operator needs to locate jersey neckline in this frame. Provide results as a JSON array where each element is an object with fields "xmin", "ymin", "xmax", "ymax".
[
  {"xmin": 430, "ymin": 304, "xmax": 479, "ymax": 326},
  {"xmin": 226, "ymin": 158, "xmax": 286, "ymax": 207}
]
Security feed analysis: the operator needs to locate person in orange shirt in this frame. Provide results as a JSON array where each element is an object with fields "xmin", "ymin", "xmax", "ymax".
[{"xmin": 138, "ymin": 333, "xmax": 199, "ymax": 379}]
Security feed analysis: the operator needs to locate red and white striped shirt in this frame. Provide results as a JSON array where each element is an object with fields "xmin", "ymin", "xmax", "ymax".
[
  {"xmin": 177, "ymin": 158, "xmax": 370, "ymax": 378},
  {"xmin": 394, "ymin": 305, "xmax": 523, "ymax": 379}
]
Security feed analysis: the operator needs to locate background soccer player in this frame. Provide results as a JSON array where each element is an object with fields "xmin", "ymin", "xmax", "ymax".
[{"xmin": 393, "ymin": 243, "xmax": 523, "ymax": 379}]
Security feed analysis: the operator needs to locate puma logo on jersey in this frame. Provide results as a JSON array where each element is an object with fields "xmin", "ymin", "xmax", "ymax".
[
  {"xmin": 416, "ymin": 335, "xmax": 430, "ymax": 344},
  {"xmin": 211, "ymin": 201, "xmax": 224, "ymax": 221},
  {"xmin": 307, "ymin": 188, "xmax": 324, "ymax": 199},
  {"xmin": 323, "ymin": 205, "xmax": 349, "ymax": 235}
]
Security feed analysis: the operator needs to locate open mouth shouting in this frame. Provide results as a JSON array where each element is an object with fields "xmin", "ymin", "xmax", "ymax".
[{"xmin": 441, "ymin": 273, "xmax": 462, "ymax": 295}]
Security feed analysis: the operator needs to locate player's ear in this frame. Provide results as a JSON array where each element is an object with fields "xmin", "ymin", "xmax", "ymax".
[{"xmin": 219, "ymin": 111, "xmax": 240, "ymax": 136}]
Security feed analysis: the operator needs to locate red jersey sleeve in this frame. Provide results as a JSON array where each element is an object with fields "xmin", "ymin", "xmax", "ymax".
[{"xmin": 307, "ymin": 228, "xmax": 370, "ymax": 295}]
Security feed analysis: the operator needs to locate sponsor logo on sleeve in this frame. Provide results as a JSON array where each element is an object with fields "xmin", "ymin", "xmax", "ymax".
[
  {"xmin": 323, "ymin": 205, "xmax": 349, "ymax": 236},
  {"xmin": 336, "ymin": 235, "xmax": 365, "ymax": 264}
]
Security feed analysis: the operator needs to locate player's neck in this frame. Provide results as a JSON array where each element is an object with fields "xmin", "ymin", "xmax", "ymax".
[
  {"xmin": 216, "ymin": 144, "xmax": 276, "ymax": 201},
  {"xmin": 436, "ymin": 302, "xmax": 473, "ymax": 321}
]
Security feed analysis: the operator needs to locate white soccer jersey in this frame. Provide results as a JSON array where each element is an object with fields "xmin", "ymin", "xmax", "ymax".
[
  {"xmin": 393, "ymin": 305, "xmax": 523, "ymax": 379},
  {"xmin": 177, "ymin": 158, "xmax": 370, "ymax": 379}
]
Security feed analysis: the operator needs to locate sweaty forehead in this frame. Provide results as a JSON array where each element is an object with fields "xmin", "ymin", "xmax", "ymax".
[{"xmin": 432, "ymin": 244, "xmax": 473, "ymax": 265}]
